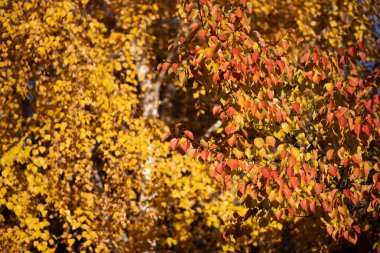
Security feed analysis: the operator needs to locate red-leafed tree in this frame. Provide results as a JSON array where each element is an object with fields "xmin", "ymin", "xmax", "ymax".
[{"xmin": 165, "ymin": 0, "xmax": 380, "ymax": 250}]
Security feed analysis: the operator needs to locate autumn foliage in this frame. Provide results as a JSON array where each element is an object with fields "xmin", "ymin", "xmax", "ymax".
[{"xmin": 1, "ymin": 0, "xmax": 380, "ymax": 252}]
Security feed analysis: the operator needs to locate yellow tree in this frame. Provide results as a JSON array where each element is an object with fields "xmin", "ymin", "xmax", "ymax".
[{"xmin": 0, "ymin": 0, "xmax": 259, "ymax": 252}]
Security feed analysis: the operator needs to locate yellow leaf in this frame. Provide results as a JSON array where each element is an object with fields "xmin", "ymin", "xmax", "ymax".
[
  {"xmin": 254, "ymin": 138, "xmax": 265, "ymax": 149},
  {"xmin": 68, "ymin": 238, "xmax": 75, "ymax": 246},
  {"xmin": 281, "ymin": 123, "xmax": 291, "ymax": 134}
]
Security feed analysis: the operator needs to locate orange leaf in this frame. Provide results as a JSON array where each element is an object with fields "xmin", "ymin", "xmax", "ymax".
[
  {"xmin": 204, "ymin": 47, "xmax": 214, "ymax": 59},
  {"xmin": 265, "ymin": 136, "xmax": 276, "ymax": 147},
  {"xmin": 161, "ymin": 132, "xmax": 170, "ymax": 142},
  {"xmin": 274, "ymin": 209, "xmax": 283, "ymax": 220},
  {"xmin": 254, "ymin": 138, "xmax": 264, "ymax": 148},
  {"xmin": 197, "ymin": 29, "xmax": 208, "ymax": 40},
  {"xmin": 227, "ymin": 136, "xmax": 236, "ymax": 147},
  {"xmin": 329, "ymin": 165, "xmax": 338, "ymax": 176},
  {"xmin": 289, "ymin": 177, "xmax": 299, "ymax": 189},
  {"xmin": 352, "ymin": 154, "xmax": 362, "ymax": 164},
  {"xmin": 225, "ymin": 124, "xmax": 236, "ymax": 135},
  {"xmin": 326, "ymin": 150, "xmax": 334, "ymax": 161},
  {"xmin": 226, "ymin": 159, "xmax": 239, "ymax": 170}
]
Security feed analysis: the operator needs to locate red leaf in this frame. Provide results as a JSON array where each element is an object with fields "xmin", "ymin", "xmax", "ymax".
[
  {"xmin": 354, "ymin": 124, "xmax": 361, "ymax": 138},
  {"xmin": 283, "ymin": 188, "xmax": 292, "ymax": 198},
  {"xmin": 214, "ymin": 173, "xmax": 222, "ymax": 182},
  {"xmin": 358, "ymin": 41, "xmax": 364, "ymax": 49},
  {"xmin": 225, "ymin": 124, "xmax": 236, "ymax": 135},
  {"xmin": 329, "ymin": 165, "xmax": 338, "ymax": 177},
  {"xmin": 353, "ymin": 225, "xmax": 361, "ymax": 234},
  {"xmin": 181, "ymin": 140, "xmax": 190, "ymax": 152},
  {"xmin": 322, "ymin": 201, "xmax": 332, "ymax": 212},
  {"xmin": 189, "ymin": 23, "xmax": 199, "ymax": 32},
  {"xmin": 307, "ymin": 71, "xmax": 313, "ymax": 81},
  {"xmin": 188, "ymin": 148, "xmax": 197, "ymax": 160},
  {"xmin": 215, "ymin": 163, "xmax": 225, "ymax": 174},
  {"xmin": 343, "ymin": 189, "xmax": 351, "ymax": 198},
  {"xmin": 171, "ymin": 63, "xmax": 179, "ymax": 74},
  {"xmin": 184, "ymin": 130, "xmax": 194, "ymax": 140},
  {"xmin": 327, "ymin": 113, "xmax": 334, "ymax": 124},
  {"xmin": 310, "ymin": 201, "xmax": 316, "ymax": 213},
  {"xmin": 362, "ymin": 124, "xmax": 372, "ymax": 137},
  {"xmin": 216, "ymin": 153, "xmax": 224, "ymax": 162},
  {"xmin": 260, "ymin": 167, "xmax": 271, "ymax": 178},
  {"xmin": 312, "ymin": 52, "xmax": 319, "ymax": 63},
  {"xmin": 277, "ymin": 60, "xmax": 285, "ymax": 72},
  {"xmin": 232, "ymin": 48, "xmax": 242, "ymax": 56},
  {"xmin": 314, "ymin": 183, "xmax": 323, "ymax": 195},
  {"xmin": 338, "ymin": 116, "xmax": 348, "ymax": 127},
  {"xmin": 347, "ymin": 47, "xmax": 355, "ymax": 56},
  {"xmin": 327, "ymin": 226, "xmax": 334, "ymax": 235},
  {"xmin": 348, "ymin": 77, "xmax": 359, "ymax": 86},
  {"xmin": 227, "ymin": 106, "xmax": 235, "ymax": 116},
  {"xmin": 337, "ymin": 107, "xmax": 348, "ymax": 117},
  {"xmin": 301, "ymin": 51, "xmax": 310, "ymax": 63},
  {"xmin": 239, "ymin": 182, "xmax": 247, "ymax": 194},
  {"xmin": 213, "ymin": 105, "xmax": 221, "ymax": 115},
  {"xmin": 358, "ymin": 52, "xmax": 366, "ymax": 61},
  {"xmin": 348, "ymin": 232, "xmax": 358, "ymax": 245},
  {"xmin": 343, "ymin": 230, "xmax": 350, "ymax": 240},
  {"xmin": 353, "ymin": 168, "xmax": 361, "ymax": 179},
  {"xmin": 321, "ymin": 56, "xmax": 328, "ymax": 66},
  {"xmin": 300, "ymin": 199, "xmax": 309, "ymax": 211},
  {"xmin": 292, "ymin": 102, "xmax": 300, "ymax": 113},
  {"xmin": 200, "ymin": 150, "xmax": 210, "ymax": 161},
  {"xmin": 252, "ymin": 52, "xmax": 259, "ymax": 62},
  {"xmin": 170, "ymin": 138, "xmax": 179, "ymax": 150},
  {"xmin": 287, "ymin": 167, "xmax": 294, "ymax": 178},
  {"xmin": 162, "ymin": 62, "xmax": 170, "ymax": 72},
  {"xmin": 338, "ymin": 48, "xmax": 345, "ymax": 56}
]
